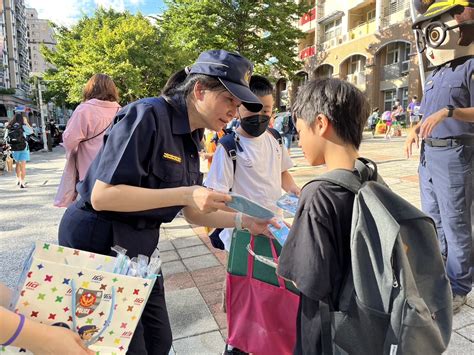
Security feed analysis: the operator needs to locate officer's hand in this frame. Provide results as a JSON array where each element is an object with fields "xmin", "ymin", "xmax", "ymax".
[
  {"xmin": 186, "ymin": 186, "xmax": 231, "ymax": 213},
  {"xmin": 419, "ymin": 109, "xmax": 447, "ymax": 139},
  {"xmin": 404, "ymin": 129, "xmax": 419, "ymax": 158},
  {"xmin": 242, "ymin": 215, "xmax": 280, "ymax": 238}
]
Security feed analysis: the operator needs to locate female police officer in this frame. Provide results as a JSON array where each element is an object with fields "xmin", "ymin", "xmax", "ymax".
[{"xmin": 58, "ymin": 50, "xmax": 274, "ymax": 354}]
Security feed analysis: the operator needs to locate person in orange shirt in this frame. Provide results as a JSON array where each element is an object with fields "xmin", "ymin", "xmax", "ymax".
[{"xmin": 202, "ymin": 129, "xmax": 226, "ymax": 170}]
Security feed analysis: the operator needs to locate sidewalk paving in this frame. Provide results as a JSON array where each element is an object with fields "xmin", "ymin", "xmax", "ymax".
[{"xmin": 0, "ymin": 132, "xmax": 473, "ymax": 354}]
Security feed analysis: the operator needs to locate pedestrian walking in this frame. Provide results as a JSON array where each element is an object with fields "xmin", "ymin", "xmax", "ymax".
[
  {"xmin": 4, "ymin": 113, "xmax": 32, "ymax": 188},
  {"xmin": 367, "ymin": 107, "xmax": 379, "ymax": 137},
  {"xmin": 406, "ymin": 0, "xmax": 474, "ymax": 313},
  {"xmin": 407, "ymin": 96, "xmax": 421, "ymax": 128},
  {"xmin": 57, "ymin": 49, "xmax": 275, "ymax": 355},
  {"xmin": 61, "ymin": 74, "xmax": 121, "ymax": 181}
]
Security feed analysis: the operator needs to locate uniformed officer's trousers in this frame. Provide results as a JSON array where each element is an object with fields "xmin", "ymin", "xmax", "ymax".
[
  {"xmin": 58, "ymin": 201, "xmax": 173, "ymax": 354},
  {"xmin": 419, "ymin": 141, "xmax": 473, "ymax": 296}
]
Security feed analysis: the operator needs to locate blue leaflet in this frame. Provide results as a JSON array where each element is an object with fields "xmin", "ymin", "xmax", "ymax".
[
  {"xmin": 268, "ymin": 219, "xmax": 290, "ymax": 246},
  {"xmin": 226, "ymin": 193, "xmax": 275, "ymax": 220},
  {"xmin": 276, "ymin": 193, "xmax": 299, "ymax": 216}
]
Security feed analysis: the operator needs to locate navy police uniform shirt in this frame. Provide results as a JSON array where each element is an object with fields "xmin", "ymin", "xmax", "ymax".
[
  {"xmin": 77, "ymin": 95, "xmax": 204, "ymax": 228},
  {"xmin": 419, "ymin": 56, "xmax": 474, "ymax": 138}
]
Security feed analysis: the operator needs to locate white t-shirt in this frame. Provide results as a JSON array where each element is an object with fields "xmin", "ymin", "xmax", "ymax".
[{"xmin": 204, "ymin": 131, "xmax": 293, "ymax": 250}]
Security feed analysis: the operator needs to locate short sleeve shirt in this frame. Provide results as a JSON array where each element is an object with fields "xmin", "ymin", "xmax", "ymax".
[
  {"xmin": 419, "ymin": 56, "xmax": 474, "ymax": 138},
  {"xmin": 278, "ymin": 179, "xmax": 355, "ymax": 355},
  {"xmin": 78, "ymin": 95, "xmax": 204, "ymax": 226},
  {"xmin": 204, "ymin": 130, "xmax": 293, "ymax": 250}
]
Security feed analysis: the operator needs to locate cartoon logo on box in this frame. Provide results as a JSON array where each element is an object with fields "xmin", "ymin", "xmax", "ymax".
[{"xmin": 75, "ymin": 288, "xmax": 103, "ymax": 318}]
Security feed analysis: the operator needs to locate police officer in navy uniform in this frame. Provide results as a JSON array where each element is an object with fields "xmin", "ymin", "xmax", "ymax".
[
  {"xmin": 406, "ymin": 0, "xmax": 474, "ymax": 313},
  {"xmin": 58, "ymin": 50, "xmax": 276, "ymax": 354}
]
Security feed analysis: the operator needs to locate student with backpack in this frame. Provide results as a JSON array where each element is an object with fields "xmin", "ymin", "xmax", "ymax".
[
  {"xmin": 274, "ymin": 110, "xmax": 294, "ymax": 154},
  {"xmin": 278, "ymin": 78, "xmax": 452, "ymax": 355},
  {"xmin": 5, "ymin": 113, "xmax": 33, "ymax": 188},
  {"xmin": 204, "ymin": 75, "xmax": 300, "ymax": 354}
]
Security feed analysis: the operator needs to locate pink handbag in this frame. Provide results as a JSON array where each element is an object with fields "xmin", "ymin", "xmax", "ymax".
[
  {"xmin": 54, "ymin": 149, "xmax": 78, "ymax": 207},
  {"xmin": 226, "ymin": 234, "xmax": 299, "ymax": 355},
  {"xmin": 54, "ymin": 120, "xmax": 114, "ymax": 208}
]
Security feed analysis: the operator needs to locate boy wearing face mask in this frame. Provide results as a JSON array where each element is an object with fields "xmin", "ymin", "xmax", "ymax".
[
  {"xmin": 205, "ymin": 74, "xmax": 299, "ymax": 355},
  {"xmin": 205, "ymin": 75, "xmax": 300, "ymax": 252}
]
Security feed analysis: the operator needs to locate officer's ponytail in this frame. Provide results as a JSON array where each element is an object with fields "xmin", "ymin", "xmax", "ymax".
[
  {"xmin": 161, "ymin": 69, "xmax": 188, "ymax": 97},
  {"xmin": 162, "ymin": 68, "xmax": 225, "ymax": 100}
]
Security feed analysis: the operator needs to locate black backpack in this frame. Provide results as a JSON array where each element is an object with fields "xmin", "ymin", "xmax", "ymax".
[{"xmin": 7, "ymin": 123, "xmax": 26, "ymax": 151}]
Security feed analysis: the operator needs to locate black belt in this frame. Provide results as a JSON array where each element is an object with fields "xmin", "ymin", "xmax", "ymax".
[
  {"xmin": 424, "ymin": 137, "xmax": 473, "ymax": 148},
  {"xmin": 80, "ymin": 201, "xmax": 161, "ymax": 230}
]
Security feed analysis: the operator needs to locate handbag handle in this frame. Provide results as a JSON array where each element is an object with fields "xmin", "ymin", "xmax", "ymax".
[
  {"xmin": 246, "ymin": 235, "xmax": 286, "ymax": 289},
  {"xmin": 71, "ymin": 279, "xmax": 116, "ymax": 346}
]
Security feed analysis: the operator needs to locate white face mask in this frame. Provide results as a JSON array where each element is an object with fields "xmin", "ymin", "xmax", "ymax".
[{"xmin": 415, "ymin": 13, "xmax": 474, "ymax": 66}]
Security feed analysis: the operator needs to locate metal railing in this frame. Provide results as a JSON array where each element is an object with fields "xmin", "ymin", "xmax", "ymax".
[{"xmin": 381, "ymin": 0, "xmax": 410, "ymax": 28}]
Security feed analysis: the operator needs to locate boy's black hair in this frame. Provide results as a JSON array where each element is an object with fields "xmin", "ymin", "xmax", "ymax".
[
  {"xmin": 292, "ymin": 78, "xmax": 369, "ymax": 149},
  {"xmin": 249, "ymin": 75, "xmax": 273, "ymax": 97}
]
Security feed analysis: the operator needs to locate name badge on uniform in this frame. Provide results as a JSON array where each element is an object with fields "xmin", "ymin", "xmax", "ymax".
[{"xmin": 163, "ymin": 152, "xmax": 182, "ymax": 163}]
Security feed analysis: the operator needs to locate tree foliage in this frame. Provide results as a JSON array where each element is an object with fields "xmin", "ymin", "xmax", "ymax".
[
  {"xmin": 160, "ymin": 0, "xmax": 309, "ymax": 77},
  {"xmin": 42, "ymin": 8, "xmax": 179, "ymax": 105}
]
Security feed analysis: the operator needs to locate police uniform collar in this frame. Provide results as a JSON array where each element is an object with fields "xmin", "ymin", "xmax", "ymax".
[{"xmin": 165, "ymin": 94, "xmax": 192, "ymax": 135}]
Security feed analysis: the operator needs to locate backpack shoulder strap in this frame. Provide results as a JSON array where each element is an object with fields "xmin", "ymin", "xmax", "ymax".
[
  {"xmin": 310, "ymin": 158, "xmax": 377, "ymax": 194},
  {"xmin": 313, "ymin": 169, "xmax": 362, "ymax": 194},
  {"xmin": 266, "ymin": 127, "xmax": 283, "ymax": 146},
  {"xmin": 218, "ymin": 132, "xmax": 243, "ymax": 175}
]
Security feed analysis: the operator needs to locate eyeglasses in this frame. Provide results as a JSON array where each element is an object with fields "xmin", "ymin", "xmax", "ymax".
[{"xmin": 414, "ymin": 20, "xmax": 474, "ymax": 53}]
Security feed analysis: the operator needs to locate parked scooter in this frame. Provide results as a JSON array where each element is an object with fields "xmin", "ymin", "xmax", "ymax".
[{"xmin": 27, "ymin": 133, "xmax": 44, "ymax": 152}]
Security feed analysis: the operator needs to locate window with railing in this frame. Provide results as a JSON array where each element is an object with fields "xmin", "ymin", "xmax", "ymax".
[
  {"xmin": 384, "ymin": 89, "xmax": 396, "ymax": 112},
  {"xmin": 323, "ymin": 18, "xmax": 342, "ymax": 42}
]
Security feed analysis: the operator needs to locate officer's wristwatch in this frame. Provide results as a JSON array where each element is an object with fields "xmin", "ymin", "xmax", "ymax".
[{"xmin": 446, "ymin": 105, "xmax": 455, "ymax": 117}]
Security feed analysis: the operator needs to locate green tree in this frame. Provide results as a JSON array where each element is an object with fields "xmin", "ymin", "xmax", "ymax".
[
  {"xmin": 160, "ymin": 0, "xmax": 309, "ymax": 77},
  {"xmin": 42, "ymin": 8, "xmax": 179, "ymax": 105}
]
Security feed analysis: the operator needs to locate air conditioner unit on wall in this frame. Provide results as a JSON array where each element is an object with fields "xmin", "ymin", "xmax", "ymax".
[{"xmin": 401, "ymin": 60, "xmax": 409, "ymax": 73}]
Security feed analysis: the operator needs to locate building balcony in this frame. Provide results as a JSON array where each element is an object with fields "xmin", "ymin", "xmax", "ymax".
[
  {"xmin": 381, "ymin": 0, "xmax": 411, "ymax": 28},
  {"xmin": 349, "ymin": 20, "xmax": 376, "ymax": 40},
  {"xmin": 321, "ymin": 33, "xmax": 347, "ymax": 50},
  {"xmin": 348, "ymin": 0, "xmax": 373, "ymax": 11},
  {"xmin": 299, "ymin": 45, "xmax": 315, "ymax": 60},
  {"xmin": 299, "ymin": 7, "xmax": 316, "ymax": 33}
]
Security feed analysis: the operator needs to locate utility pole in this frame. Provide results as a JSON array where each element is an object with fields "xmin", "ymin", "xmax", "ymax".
[{"xmin": 37, "ymin": 77, "xmax": 48, "ymax": 151}]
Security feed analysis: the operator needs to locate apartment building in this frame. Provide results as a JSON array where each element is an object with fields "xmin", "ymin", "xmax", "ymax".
[
  {"xmin": 277, "ymin": 0, "xmax": 426, "ymax": 114},
  {"xmin": 0, "ymin": 0, "xmax": 32, "ymax": 119},
  {"xmin": 26, "ymin": 8, "xmax": 56, "ymax": 75}
]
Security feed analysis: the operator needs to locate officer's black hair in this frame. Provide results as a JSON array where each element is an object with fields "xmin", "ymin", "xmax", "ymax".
[
  {"xmin": 249, "ymin": 75, "xmax": 273, "ymax": 97},
  {"xmin": 292, "ymin": 78, "xmax": 369, "ymax": 149},
  {"xmin": 161, "ymin": 69, "xmax": 225, "ymax": 99}
]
